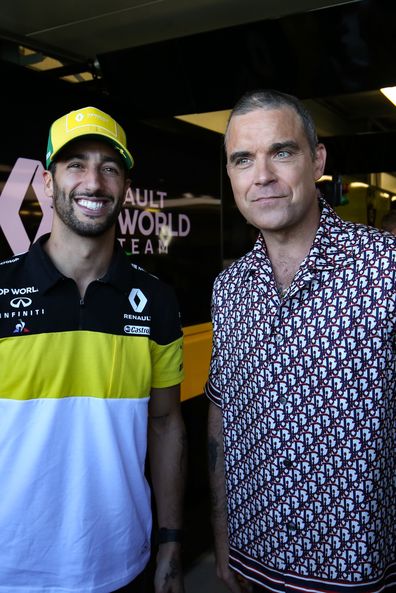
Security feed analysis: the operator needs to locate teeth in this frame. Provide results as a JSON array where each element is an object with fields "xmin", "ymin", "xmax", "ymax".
[{"xmin": 78, "ymin": 199, "xmax": 104, "ymax": 211}]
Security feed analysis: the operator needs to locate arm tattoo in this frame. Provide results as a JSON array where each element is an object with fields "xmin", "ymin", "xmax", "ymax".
[
  {"xmin": 163, "ymin": 557, "xmax": 180, "ymax": 584},
  {"xmin": 208, "ymin": 436, "xmax": 219, "ymax": 473},
  {"xmin": 179, "ymin": 430, "xmax": 187, "ymax": 472}
]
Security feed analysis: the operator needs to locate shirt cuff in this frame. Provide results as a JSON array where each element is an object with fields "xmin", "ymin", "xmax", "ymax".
[{"xmin": 204, "ymin": 378, "xmax": 222, "ymax": 407}]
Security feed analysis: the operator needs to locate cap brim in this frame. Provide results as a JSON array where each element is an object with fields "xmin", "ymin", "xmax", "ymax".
[{"xmin": 47, "ymin": 133, "xmax": 134, "ymax": 171}]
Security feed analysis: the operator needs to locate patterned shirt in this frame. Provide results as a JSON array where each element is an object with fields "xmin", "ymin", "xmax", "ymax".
[{"xmin": 205, "ymin": 200, "xmax": 396, "ymax": 593}]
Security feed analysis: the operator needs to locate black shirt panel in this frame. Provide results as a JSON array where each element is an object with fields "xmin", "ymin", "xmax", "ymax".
[{"xmin": 0, "ymin": 235, "xmax": 182, "ymax": 344}]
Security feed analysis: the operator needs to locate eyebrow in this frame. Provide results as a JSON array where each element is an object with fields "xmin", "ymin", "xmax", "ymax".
[
  {"xmin": 228, "ymin": 150, "xmax": 252, "ymax": 165},
  {"xmin": 270, "ymin": 140, "xmax": 300, "ymax": 153},
  {"xmin": 228, "ymin": 140, "xmax": 302, "ymax": 165},
  {"xmin": 62, "ymin": 152, "xmax": 122, "ymax": 166}
]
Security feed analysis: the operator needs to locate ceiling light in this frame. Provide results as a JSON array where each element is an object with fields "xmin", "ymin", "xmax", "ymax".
[
  {"xmin": 60, "ymin": 72, "xmax": 94, "ymax": 83},
  {"xmin": 349, "ymin": 182, "xmax": 369, "ymax": 188},
  {"xmin": 175, "ymin": 110, "xmax": 231, "ymax": 134},
  {"xmin": 380, "ymin": 87, "xmax": 396, "ymax": 106},
  {"xmin": 19, "ymin": 46, "xmax": 64, "ymax": 71}
]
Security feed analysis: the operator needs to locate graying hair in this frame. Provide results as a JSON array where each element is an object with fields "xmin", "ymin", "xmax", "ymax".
[{"xmin": 224, "ymin": 89, "xmax": 318, "ymax": 157}]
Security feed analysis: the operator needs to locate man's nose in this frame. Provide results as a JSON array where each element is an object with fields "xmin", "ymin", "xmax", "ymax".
[
  {"xmin": 82, "ymin": 166, "xmax": 103, "ymax": 191},
  {"xmin": 254, "ymin": 158, "xmax": 276, "ymax": 184}
]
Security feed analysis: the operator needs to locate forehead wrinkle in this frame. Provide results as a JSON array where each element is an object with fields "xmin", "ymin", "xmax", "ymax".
[
  {"xmin": 57, "ymin": 137, "xmax": 122, "ymax": 164},
  {"xmin": 59, "ymin": 149, "xmax": 123, "ymax": 167}
]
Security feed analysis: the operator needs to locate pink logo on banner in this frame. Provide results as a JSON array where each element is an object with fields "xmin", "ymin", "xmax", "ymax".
[{"xmin": 0, "ymin": 158, "xmax": 53, "ymax": 255}]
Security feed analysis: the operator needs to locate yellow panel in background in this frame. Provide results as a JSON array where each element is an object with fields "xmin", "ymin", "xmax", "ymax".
[
  {"xmin": 181, "ymin": 322, "xmax": 213, "ymax": 401},
  {"xmin": 175, "ymin": 111, "xmax": 230, "ymax": 135},
  {"xmin": 335, "ymin": 187, "xmax": 368, "ymax": 224}
]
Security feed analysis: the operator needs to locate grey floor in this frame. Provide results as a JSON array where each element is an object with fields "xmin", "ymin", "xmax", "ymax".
[{"xmin": 184, "ymin": 551, "xmax": 230, "ymax": 593}]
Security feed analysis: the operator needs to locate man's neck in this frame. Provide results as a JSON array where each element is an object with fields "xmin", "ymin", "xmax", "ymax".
[
  {"xmin": 266, "ymin": 239, "xmax": 310, "ymax": 297},
  {"xmin": 44, "ymin": 227, "xmax": 115, "ymax": 298},
  {"xmin": 262, "ymin": 209, "xmax": 320, "ymax": 296}
]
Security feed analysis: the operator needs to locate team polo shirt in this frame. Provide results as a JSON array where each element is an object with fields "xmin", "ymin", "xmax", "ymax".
[
  {"xmin": 0, "ymin": 234, "xmax": 184, "ymax": 593},
  {"xmin": 205, "ymin": 199, "xmax": 396, "ymax": 593}
]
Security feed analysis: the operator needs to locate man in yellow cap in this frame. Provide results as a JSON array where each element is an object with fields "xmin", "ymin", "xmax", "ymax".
[{"xmin": 0, "ymin": 106, "xmax": 186, "ymax": 593}]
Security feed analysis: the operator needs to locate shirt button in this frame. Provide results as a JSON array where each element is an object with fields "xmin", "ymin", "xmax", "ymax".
[
  {"xmin": 287, "ymin": 522, "xmax": 298, "ymax": 531},
  {"xmin": 279, "ymin": 396, "xmax": 287, "ymax": 405},
  {"xmin": 275, "ymin": 334, "xmax": 283, "ymax": 344},
  {"xmin": 283, "ymin": 459, "xmax": 293, "ymax": 468}
]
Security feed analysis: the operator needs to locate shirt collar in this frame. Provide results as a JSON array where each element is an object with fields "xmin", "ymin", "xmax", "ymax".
[
  {"xmin": 241, "ymin": 196, "xmax": 355, "ymax": 282},
  {"xmin": 304, "ymin": 196, "xmax": 356, "ymax": 271},
  {"xmin": 242, "ymin": 234, "xmax": 272, "ymax": 281},
  {"xmin": 99, "ymin": 241, "xmax": 138, "ymax": 294},
  {"xmin": 27, "ymin": 234, "xmax": 63, "ymax": 294},
  {"xmin": 28, "ymin": 234, "xmax": 135, "ymax": 295}
]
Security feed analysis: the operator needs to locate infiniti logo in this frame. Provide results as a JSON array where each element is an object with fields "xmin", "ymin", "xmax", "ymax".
[{"xmin": 10, "ymin": 297, "xmax": 32, "ymax": 308}]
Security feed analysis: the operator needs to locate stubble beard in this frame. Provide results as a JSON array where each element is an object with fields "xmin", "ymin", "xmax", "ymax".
[{"xmin": 52, "ymin": 180, "xmax": 123, "ymax": 238}]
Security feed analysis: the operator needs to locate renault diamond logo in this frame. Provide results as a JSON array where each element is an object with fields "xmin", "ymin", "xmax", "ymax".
[
  {"xmin": 0, "ymin": 158, "xmax": 53, "ymax": 255},
  {"xmin": 129, "ymin": 288, "xmax": 147, "ymax": 313},
  {"xmin": 10, "ymin": 297, "xmax": 32, "ymax": 308}
]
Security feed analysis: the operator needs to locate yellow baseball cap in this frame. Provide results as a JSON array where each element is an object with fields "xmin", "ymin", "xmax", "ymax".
[{"xmin": 46, "ymin": 106, "xmax": 134, "ymax": 170}]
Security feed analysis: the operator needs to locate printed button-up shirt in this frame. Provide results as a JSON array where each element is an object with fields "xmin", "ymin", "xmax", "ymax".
[{"xmin": 205, "ymin": 200, "xmax": 396, "ymax": 593}]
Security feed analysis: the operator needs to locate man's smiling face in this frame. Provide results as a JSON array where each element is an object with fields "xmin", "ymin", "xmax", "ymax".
[{"xmin": 45, "ymin": 138, "xmax": 130, "ymax": 237}]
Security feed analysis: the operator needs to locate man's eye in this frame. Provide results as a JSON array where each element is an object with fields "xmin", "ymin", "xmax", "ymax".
[
  {"xmin": 276, "ymin": 150, "xmax": 292, "ymax": 159},
  {"xmin": 235, "ymin": 157, "xmax": 251, "ymax": 167},
  {"xmin": 103, "ymin": 166, "xmax": 120, "ymax": 174}
]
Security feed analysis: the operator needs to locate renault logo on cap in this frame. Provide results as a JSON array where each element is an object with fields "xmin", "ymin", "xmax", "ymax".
[
  {"xmin": 10, "ymin": 297, "xmax": 32, "ymax": 308},
  {"xmin": 129, "ymin": 288, "xmax": 147, "ymax": 313}
]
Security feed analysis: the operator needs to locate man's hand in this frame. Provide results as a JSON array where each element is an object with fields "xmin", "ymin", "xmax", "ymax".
[
  {"xmin": 154, "ymin": 543, "xmax": 184, "ymax": 593},
  {"xmin": 218, "ymin": 569, "xmax": 253, "ymax": 593},
  {"xmin": 148, "ymin": 385, "xmax": 186, "ymax": 592},
  {"xmin": 208, "ymin": 403, "xmax": 254, "ymax": 593},
  {"xmin": 215, "ymin": 543, "xmax": 253, "ymax": 593}
]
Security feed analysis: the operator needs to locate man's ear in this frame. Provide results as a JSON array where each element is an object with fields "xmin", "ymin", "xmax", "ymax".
[
  {"xmin": 314, "ymin": 143, "xmax": 327, "ymax": 181},
  {"xmin": 43, "ymin": 170, "xmax": 54, "ymax": 198}
]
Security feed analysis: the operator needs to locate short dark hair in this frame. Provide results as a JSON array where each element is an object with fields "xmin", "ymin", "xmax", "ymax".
[
  {"xmin": 224, "ymin": 89, "xmax": 318, "ymax": 157},
  {"xmin": 381, "ymin": 209, "xmax": 396, "ymax": 232}
]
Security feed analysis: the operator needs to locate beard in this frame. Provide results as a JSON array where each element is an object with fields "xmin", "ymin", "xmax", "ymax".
[{"xmin": 51, "ymin": 179, "xmax": 124, "ymax": 238}]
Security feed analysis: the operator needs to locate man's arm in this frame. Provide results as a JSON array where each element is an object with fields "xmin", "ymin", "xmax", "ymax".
[
  {"xmin": 148, "ymin": 384, "xmax": 187, "ymax": 593},
  {"xmin": 208, "ymin": 402, "xmax": 251, "ymax": 593}
]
